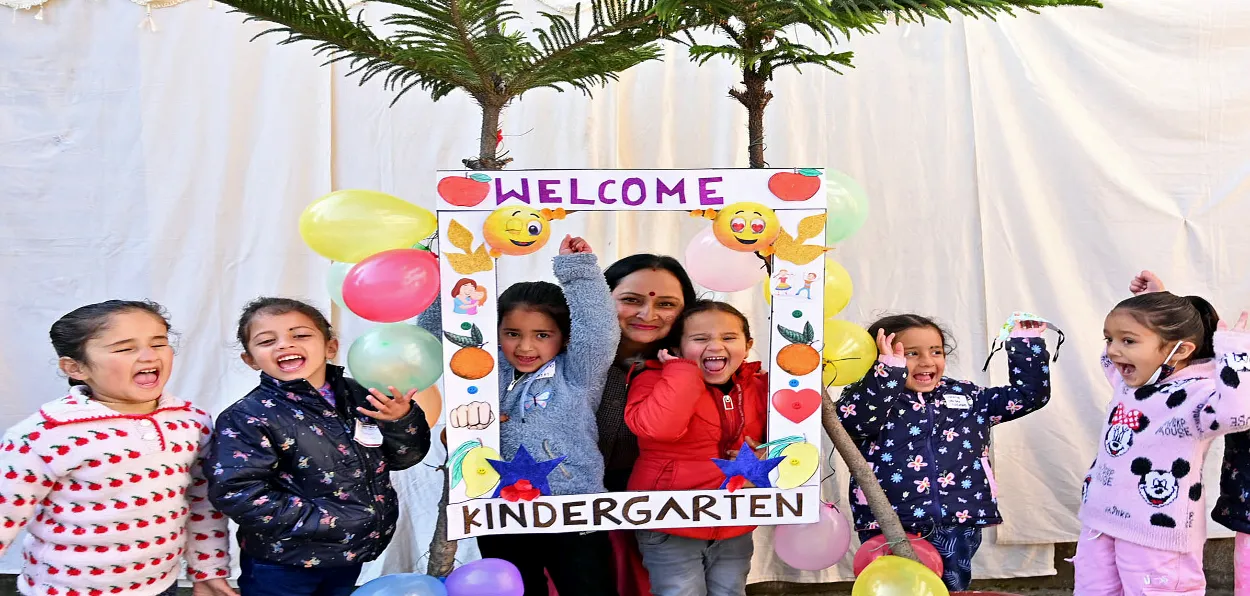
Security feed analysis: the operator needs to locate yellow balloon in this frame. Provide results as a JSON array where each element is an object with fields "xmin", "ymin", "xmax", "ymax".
[
  {"xmin": 462, "ymin": 445, "xmax": 502, "ymax": 498},
  {"xmin": 851, "ymin": 556, "xmax": 949, "ymax": 596},
  {"xmin": 822, "ymin": 318, "xmax": 876, "ymax": 387},
  {"xmin": 299, "ymin": 190, "xmax": 437, "ymax": 262},
  {"xmin": 775, "ymin": 442, "xmax": 820, "ymax": 489},
  {"xmin": 824, "ymin": 257, "xmax": 853, "ymax": 316}
]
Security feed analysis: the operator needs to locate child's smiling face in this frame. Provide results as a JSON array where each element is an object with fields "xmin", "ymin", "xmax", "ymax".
[
  {"xmin": 678, "ymin": 310, "xmax": 753, "ymax": 384},
  {"xmin": 60, "ymin": 310, "xmax": 174, "ymax": 414},
  {"xmin": 242, "ymin": 311, "xmax": 338, "ymax": 389},
  {"xmin": 896, "ymin": 326, "xmax": 946, "ymax": 392},
  {"xmin": 1104, "ymin": 309, "xmax": 1189, "ymax": 387},
  {"xmin": 500, "ymin": 308, "xmax": 565, "ymax": 374}
]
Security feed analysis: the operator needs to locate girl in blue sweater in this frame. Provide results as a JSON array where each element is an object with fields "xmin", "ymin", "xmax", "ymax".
[{"xmin": 420, "ymin": 235, "xmax": 620, "ymax": 595}]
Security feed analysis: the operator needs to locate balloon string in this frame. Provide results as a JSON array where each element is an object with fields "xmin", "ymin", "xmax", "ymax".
[{"xmin": 867, "ymin": 525, "xmax": 936, "ymax": 554}]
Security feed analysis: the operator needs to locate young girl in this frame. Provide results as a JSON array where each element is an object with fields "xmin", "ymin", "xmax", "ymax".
[
  {"xmin": 1074, "ymin": 274, "xmax": 1250, "ymax": 594},
  {"xmin": 207, "ymin": 298, "xmax": 430, "ymax": 596},
  {"xmin": 624, "ymin": 301, "xmax": 769, "ymax": 596},
  {"xmin": 836, "ymin": 314, "xmax": 1051, "ymax": 591},
  {"xmin": 0, "ymin": 300, "xmax": 234, "ymax": 596},
  {"xmin": 419, "ymin": 235, "xmax": 621, "ymax": 595}
]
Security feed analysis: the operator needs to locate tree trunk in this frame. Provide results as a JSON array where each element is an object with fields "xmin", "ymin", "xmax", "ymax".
[
  {"xmin": 729, "ymin": 67, "xmax": 773, "ymax": 169},
  {"xmin": 463, "ymin": 99, "xmax": 511, "ymax": 171},
  {"xmin": 822, "ymin": 394, "xmax": 918, "ymax": 562},
  {"xmin": 732, "ymin": 63, "xmax": 919, "ymax": 561},
  {"xmin": 430, "ymin": 98, "xmax": 512, "ymax": 577},
  {"xmin": 425, "ymin": 465, "xmax": 457, "ymax": 577}
]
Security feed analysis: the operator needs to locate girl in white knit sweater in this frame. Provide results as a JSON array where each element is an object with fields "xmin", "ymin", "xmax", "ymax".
[{"xmin": 0, "ymin": 300, "xmax": 236, "ymax": 596}]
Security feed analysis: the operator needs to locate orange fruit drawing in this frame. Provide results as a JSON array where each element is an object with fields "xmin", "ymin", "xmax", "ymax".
[
  {"xmin": 776, "ymin": 322, "xmax": 820, "ymax": 376},
  {"xmin": 445, "ymin": 324, "xmax": 495, "ymax": 380}
]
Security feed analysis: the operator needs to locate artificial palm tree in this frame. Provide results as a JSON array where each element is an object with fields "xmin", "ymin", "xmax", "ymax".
[
  {"xmin": 656, "ymin": 0, "xmax": 1102, "ymax": 168},
  {"xmin": 221, "ymin": 0, "xmax": 665, "ymax": 170}
]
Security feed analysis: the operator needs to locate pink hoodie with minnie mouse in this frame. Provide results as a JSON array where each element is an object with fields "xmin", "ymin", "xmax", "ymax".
[{"xmin": 1079, "ymin": 331, "xmax": 1250, "ymax": 553}]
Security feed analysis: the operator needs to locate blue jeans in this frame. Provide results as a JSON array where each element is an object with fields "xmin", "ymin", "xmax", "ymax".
[
  {"xmin": 635, "ymin": 531, "xmax": 754, "ymax": 596},
  {"xmin": 858, "ymin": 526, "xmax": 983, "ymax": 591},
  {"xmin": 156, "ymin": 584, "xmax": 179, "ymax": 596},
  {"xmin": 238, "ymin": 554, "xmax": 363, "ymax": 596}
]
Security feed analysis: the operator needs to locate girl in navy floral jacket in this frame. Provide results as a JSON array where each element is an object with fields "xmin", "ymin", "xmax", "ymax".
[{"xmin": 835, "ymin": 314, "xmax": 1051, "ymax": 591}]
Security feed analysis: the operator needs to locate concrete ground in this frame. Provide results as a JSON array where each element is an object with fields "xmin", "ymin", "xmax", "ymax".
[{"xmin": 0, "ymin": 540, "xmax": 1234, "ymax": 595}]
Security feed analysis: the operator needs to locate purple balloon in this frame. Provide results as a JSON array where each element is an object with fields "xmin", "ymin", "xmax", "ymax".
[
  {"xmin": 773, "ymin": 502, "xmax": 852, "ymax": 570},
  {"xmin": 444, "ymin": 558, "xmax": 524, "ymax": 596}
]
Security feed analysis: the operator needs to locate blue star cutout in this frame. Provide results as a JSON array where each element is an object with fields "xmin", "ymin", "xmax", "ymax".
[
  {"xmin": 711, "ymin": 444, "xmax": 785, "ymax": 489},
  {"xmin": 487, "ymin": 444, "xmax": 565, "ymax": 498}
]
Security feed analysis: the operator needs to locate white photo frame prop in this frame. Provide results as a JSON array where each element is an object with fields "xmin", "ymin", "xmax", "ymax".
[{"xmin": 434, "ymin": 168, "xmax": 829, "ymax": 539}]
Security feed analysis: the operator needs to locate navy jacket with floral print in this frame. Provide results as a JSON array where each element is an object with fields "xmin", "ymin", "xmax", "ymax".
[
  {"xmin": 206, "ymin": 365, "xmax": 429, "ymax": 568},
  {"xmin": 1214, "ymin": 430, "xmax": 1250, "ymax": 534},
  {"xmin": 836, "ymin": 338, "xmax": 1051, "ymax": 531}
]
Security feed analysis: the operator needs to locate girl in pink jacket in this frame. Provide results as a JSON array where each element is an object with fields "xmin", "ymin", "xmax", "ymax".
[{"xmin": 1074, "ymin": 277, "xmax": 1250, "ymax": 594}]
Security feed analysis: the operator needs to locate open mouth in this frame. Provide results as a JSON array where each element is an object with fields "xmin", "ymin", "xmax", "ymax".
[
  {"xmin": 734, "ymin": 238, "xmax": 758, "ymax": 245},
  {"xmin": 277, "ymin": 354, "xmax": 305, "ymax": 373},
  {"xmin": 134, "ymin": 368, "xmax": 160, "ymax": 388},
  {"xmin": 510, "ymin": 239, "xmax": 535, "ymax": 247},
  {"xmin": 703, "ymin": 356, "xmax": 727, "ymax": 373},
  {"xmin": 514, "ymin": 355, "xmax": 540, "ymax": 367},
  {"xmin": 1117, "ymin": 363, "xmax": 1137, "ymax": 378},
  {"xmin": 912, "ymin": 372, "xmax": 936, "ymax": 384}
]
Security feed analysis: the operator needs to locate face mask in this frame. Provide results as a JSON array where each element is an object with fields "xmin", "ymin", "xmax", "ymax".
[{"xmin": 1146, "ymin": 341, "xmax": 1185, "ymax": 385}]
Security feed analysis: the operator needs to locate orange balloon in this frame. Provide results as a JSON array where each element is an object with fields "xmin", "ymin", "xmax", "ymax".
[{"xmin": 415, "ymin": 385, "xmax": 442, "ymax": 430}]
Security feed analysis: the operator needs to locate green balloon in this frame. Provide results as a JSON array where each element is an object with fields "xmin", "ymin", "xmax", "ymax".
[
  {"xmin": 824, "ymin": 170, "xmax": 870, "ymax": 244},
  {"xmin": 326, "ymin": 261, "xmax": 354, "ymax": 311},
  {"xmin": 347, "ymin": 324, "xmax": 444, "ymax": 392}
]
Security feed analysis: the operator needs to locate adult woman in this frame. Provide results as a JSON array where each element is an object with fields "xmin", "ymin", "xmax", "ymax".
[{"xmin": 596, "ymin": 254, "xmax": 698, "ymax": 596}]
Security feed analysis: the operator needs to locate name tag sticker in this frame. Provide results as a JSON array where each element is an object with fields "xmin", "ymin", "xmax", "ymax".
[
  {"xmin": 354, "ymin": 420, "xmax": 384, "ymax": 447},
  {"xmin": 943, "ymin": 396, "xmax": 972, "ymax": 410}
]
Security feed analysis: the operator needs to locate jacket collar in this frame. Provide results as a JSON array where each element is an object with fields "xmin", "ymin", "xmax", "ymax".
[
  {"xmin": 259, "ymin": 363, "xmax": 346, "ymax": 399},
  {"xmin": 41, "ymin": 386, "xmax": 190, "ymax": 429},
  {"xmin": 643, "ymin": 359, "xmax": 763, "ymax": 384}
]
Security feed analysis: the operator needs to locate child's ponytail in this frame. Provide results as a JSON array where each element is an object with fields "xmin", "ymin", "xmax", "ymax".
[{"xmin": 1184, "ymin": 295, "xmax": 1220, "ymax": 360}]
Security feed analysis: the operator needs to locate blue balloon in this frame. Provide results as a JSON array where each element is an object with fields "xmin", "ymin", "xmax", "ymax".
[{"xmin": 353, "ymin": 573, "xmax": 448, "ymax": 596}]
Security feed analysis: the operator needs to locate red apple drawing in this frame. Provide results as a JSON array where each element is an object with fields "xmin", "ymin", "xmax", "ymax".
[
  {"xmin": 54, "ymin": 445, "xmax": 70, "ymax": 456},
  {"xmin": 768, "ymin": 169, "xmax": 822, "ymax": 202},
  {"xmin": 438, "ymin": 174, "xmax": 492, "ymax": 207},
  {"xmin": 92, "ymin": 503, "xmax": 106, "ymax": 511}
]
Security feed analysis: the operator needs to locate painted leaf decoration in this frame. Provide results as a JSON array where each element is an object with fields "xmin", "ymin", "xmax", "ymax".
[
  {"xmin": 447, "ymin": 244, "xmax": 493, "ymax": 275},
  {"xmin": 798, "ymin": 168, "xmax": 821, "ymax": 177},
  {"xmin": 796, "ymin": 214, "xmax": 827, "ymax": 243},
  {"xmin": 802, "ymin": 322, "xmax": 815, "ymax": 344},
  {"xmin": 773, "ymin": 224, "xmax": 831, "ymax": 266},
  {"xmin": 444, "ymin": 330, "xmax": 478, "ymax": 348},
  {"xmin": 447, "ymin": 220, "xmax": 475, "ymax": 252},
  {"xmin": 469, "ymin": 173, "xmax": 492, "ymax": 183},
  {"xmin": 778, "ymin": 324, "xmax": 809, "ymax": 345},
  {"xmin": 447, "ymin": 439, "xmax": 483, "ymax": 490},
  {"xmin": 470, "ymin": 324, "xmax": 484, "ymax": 346}
]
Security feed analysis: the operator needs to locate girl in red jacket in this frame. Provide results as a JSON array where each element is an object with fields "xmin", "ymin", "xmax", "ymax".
[{"xmin": 624, "ymin": 301, "xmax": 768, "ymax": 596}]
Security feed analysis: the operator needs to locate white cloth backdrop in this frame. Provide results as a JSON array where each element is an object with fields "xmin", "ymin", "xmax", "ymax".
[{"xmin": 5, "ymin": 0, "xmax": 1250, "ymax": 584}]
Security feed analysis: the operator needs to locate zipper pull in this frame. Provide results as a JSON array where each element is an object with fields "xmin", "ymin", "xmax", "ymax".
[{"xmin": 723, "ymin": 395, "xmax": 734, "ymax": 410}]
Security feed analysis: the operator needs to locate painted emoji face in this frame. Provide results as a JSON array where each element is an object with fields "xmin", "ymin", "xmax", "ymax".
[
  {"xmin": 712, "ymin": 202, "xmax": 780, "ymax": 252},
  {"xmin": 482, "ymin": 207, "xmax": 552, "ymax": 257}
]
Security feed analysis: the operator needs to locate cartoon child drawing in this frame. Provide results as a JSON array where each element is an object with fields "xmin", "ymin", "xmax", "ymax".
[
  {"xmin": 794, "ymin": 272, "xmax": 818, "ymax": 299},
  {"xmin": 452, "ymin": 278, "xmax": 488, "ymax": 315},
  {"xmin": 773, "ymin": 269, "xmax": 793, "ymax": 293}
]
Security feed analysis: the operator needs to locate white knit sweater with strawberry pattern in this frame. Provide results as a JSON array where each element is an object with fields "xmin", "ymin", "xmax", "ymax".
[{"xmin": 0, "ymin": 387, "xmax": 231, "ymax": 596}]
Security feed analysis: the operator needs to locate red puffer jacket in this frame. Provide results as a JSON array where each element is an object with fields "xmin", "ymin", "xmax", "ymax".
[{"xmin": 624, "ymin": 358, "xmax": 768, "ymax": 540}]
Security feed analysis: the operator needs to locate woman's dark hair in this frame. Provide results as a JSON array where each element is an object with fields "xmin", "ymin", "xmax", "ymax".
[
  {"xmin": 1113, "ymin": 292, "xmax": 1219, "ymax": 361},
  {"xmin": 866, "ymin": 314, "xmax": 956, "ymax": 356},
  {"xmin": 50, "ymin": 300, "xmax": 171, "ymax": 387},
  {"xmin": 604, "ymin": 254, "xmax": 698, "ymax": 308},
  {"xmin": 497, "ymin": 282, "xmax": 571, "ymax": 341},
  {"xmin": 237, "ymin": 297, "xmax": 334, "ymax": 353},
  {"xmin": 668, "ymin": 300, "xmax": 752, "ymax": 348}
]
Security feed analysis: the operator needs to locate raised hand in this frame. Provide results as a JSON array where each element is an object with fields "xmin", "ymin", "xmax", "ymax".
[
  {"xmin": 360, "ymin": 386, "xmax": 415, "ymax": 421},
  {"xmin": 876, "ymin": 328, "xmax": 903, "ymax": 360},
  {"xmin": 657, "ymin": 349, "xmax": 678, "ymax": 364},
  {"xmin": 1218, "ymin": 311, "xmax": 1250, "ymax": 332},
  {"xmin": 1130, "ymin": 270, "xmax": 1166, "ymax": 295},
  {"xmin": 1011, "ymin": 320, "xmax": 1048, "ymax": 338},
  {"xmin": 559, "ymin": 235, "xmax": 592, "ymax": 255}
]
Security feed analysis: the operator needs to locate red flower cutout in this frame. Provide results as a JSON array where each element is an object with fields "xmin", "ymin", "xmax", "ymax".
[
  {"xmin": 725, "ymin": 476, "xmax": 748, "ymax": 493},
  {"xmin": 499, "ymin": 480, "xmax": 541, "ymax": 502}
]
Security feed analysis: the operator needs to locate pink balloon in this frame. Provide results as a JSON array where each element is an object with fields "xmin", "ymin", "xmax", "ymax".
[
  {"xmin": 342, "ymin": 249, "xmax": 440, "ymax": 323},
  {"xmin": 773, "ymin": 502, "xmax": 852, "ymax": 570},
  {"xmin": 684, "ymin": 227, "xmax": 767, "ymax": 292}
]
